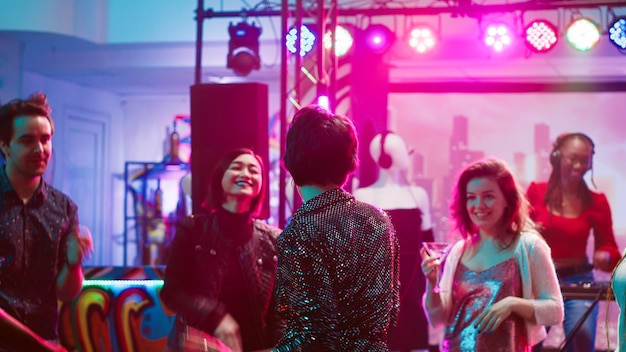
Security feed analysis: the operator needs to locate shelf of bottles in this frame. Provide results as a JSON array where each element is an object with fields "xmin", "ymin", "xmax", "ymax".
[{"xmin": 123, "ymin": 160, "xmax": 190, "ymax": 266}]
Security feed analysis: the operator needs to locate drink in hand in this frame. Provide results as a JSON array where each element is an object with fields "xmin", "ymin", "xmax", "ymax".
[{"xmin": 422, "ymin": 241, "xmax": 453, "ymax": 292}]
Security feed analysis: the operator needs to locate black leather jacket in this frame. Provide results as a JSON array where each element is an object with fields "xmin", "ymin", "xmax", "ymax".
[{"xmin": 161, "ymin": 210, "xmax": 282, "ymax": 349}]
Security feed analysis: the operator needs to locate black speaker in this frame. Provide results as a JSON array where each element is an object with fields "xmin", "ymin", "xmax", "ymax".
[{"xmin": 190, "ymin": 83, "xmax": 270, "ymax": 218}]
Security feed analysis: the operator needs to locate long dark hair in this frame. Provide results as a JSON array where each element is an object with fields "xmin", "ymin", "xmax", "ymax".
[
  {"xmin": 205, "ymin": 148, "xmax": 265, "ymax": 216},
  {"xmin": 450, "ymin": 158, "xmax": 530, "ymax": 246}
]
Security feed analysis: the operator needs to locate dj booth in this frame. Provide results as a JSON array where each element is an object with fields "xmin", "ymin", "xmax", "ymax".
[{"xmin": 557, "ymin": 281, "xmax": 614, "ymax": 352}]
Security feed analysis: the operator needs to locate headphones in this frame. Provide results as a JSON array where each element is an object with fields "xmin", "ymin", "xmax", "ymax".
[
  {"xmin": 378, "ymin": 131, "xmax": 393, "ymax": 169},
  {"xmin": 549, "ymin": 132, "xmax": 595, "ymax": 168}
]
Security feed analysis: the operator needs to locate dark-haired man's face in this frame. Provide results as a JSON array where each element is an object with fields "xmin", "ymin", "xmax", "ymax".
[{"xmin": 0, "ymin": 115, "xmax": 52, "ymax": 180}]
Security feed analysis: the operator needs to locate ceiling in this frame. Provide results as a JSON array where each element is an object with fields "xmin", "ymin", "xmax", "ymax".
[{"xmin": 2, "ymin": 1, "xmax": 625, "ymax": 97}]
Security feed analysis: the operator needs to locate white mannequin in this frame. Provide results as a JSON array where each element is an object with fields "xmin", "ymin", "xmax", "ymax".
[
  {"xmin": 353, "ymin": 132, "xmax": 432, "ymax": 231},
  {"xmin": 354, "ymin": 131, "xmax": 439, "ymax": 351}
]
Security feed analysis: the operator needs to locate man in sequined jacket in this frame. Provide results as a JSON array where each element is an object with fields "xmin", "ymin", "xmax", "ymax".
[
  {"xmin": 0, "ymin": 93, "xmax": 92, "ymax": 351},
  {"xmin": 274, "ymin": 105, "xmax": 400, "ymax": 351}
]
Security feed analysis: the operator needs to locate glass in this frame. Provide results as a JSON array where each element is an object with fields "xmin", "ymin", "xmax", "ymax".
[{"xmin": 422, "ymin": 241, "xmax": 453, "ymax": 293}]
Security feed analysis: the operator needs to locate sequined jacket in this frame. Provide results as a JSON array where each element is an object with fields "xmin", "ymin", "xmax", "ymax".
[
  {"xmin": 0, "ymin": 166, "xmax": 78, "ymax": 341},
  {"xmin": 160, "ymin": 212, "xmax": 282, "ymax": 347},
  {"xmin": 425, "ymin": 231, "xmax": 564, "ymax": 347},
  {"xmin": 274, "ymin": 188, "xmax": 400, "ymax": 351}
]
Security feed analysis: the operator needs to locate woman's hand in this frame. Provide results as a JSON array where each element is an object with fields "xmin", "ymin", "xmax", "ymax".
[
  {"xmin": 420, "ymin": 247, "xmax": 441, "ymax": 286},
  {"xmin": 474, "ymin": 296, "xmax": 514, "ymax": 334},
  {"xmin": 593, "ymin": 250, "xmax": 611, "ymax": 271},
  {"xmin": 213, "ymin": 313, "xmax": 243, "ymax": 352}
]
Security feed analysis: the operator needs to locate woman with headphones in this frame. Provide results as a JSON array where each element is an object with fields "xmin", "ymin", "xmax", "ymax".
[{"xmin": 526, "ymin": 132, "xmax": 620, "ymax": 352}]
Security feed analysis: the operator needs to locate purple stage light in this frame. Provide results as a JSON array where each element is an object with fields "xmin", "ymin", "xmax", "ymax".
[{"xmin": 362, "ymin": 24, "xmax": 395, "ymax": 54}]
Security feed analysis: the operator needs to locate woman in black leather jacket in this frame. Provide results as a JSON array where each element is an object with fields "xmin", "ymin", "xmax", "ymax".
[{"xmin": 161, "ymin": 148, "xmax": 282, "ymax": 352}]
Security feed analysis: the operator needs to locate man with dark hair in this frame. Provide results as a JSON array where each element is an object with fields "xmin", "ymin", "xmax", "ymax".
[
  {"xmin": 0, "ymin": 92, "xmax": 92, "ymax": 351},
  {"xmin": 274, "ymin": 105, "xmax": 400, "ymax": 351}
]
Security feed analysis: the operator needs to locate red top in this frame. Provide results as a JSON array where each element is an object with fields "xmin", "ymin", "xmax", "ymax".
[{"xmin": 527, "ymin": 182, "xmax": 621, "ymax": 271}]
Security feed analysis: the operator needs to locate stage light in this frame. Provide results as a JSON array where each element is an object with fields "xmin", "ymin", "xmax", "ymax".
[
  {"xmin": 524, "ymin": 19, "xmax": 558, "ymax": 53},
  {"xmin": 323, "ymin": 25, "xmax": 354, "ymax": 57},
  {"xmin": 609, "ymin": 18, "xmax": 626, "ymax": 50},
  {"xmin": 566, "ymin": 18, "xmax": 600, "ymax": 51},
  {"xmin": 407, "ymin": 25, "xmax": 437, "ymax": 54},
  {"xmin": 317, "ymin": 95, "xmax": 329, "ymax": 110},
  {"xmin": 286, "ymin": 25, "xmax": 317, "ymax": 57},
  {"xmin": 362, "ymin": 24, "xmax": 395, "ymax": 54},
  {"xmin": 484, "ymin": 23, "xmax": 513, "ymax": 52},
  {"xmin": 227, "ymin": 21, "xmax": 262, "ymax": 76}
]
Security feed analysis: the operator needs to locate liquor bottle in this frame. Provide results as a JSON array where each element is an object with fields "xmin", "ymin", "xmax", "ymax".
[
  {"xmin": 170, "ymin": 120, "xmax": 180, "ymax": 163},
  {"xmin": 155, "ymin": 179, "xmax": 163, "ymax": 216}
]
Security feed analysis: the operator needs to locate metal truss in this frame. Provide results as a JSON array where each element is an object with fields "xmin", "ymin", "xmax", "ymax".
[{"xmin": 193, "ymin": 0, "xmax": 625, "ymax": 226}]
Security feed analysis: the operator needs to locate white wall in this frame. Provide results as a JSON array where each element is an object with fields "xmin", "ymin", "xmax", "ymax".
[
  {"xmin": 19, "ymin": 72, "xmax": 125, "ymax": 265},
  {"xmin": 0, "ymin": 0, "xmax": 107, "ymax": 43},
  {"xmin": 0, "ymin": 37, "xmax": 23, "ymax": 102}
]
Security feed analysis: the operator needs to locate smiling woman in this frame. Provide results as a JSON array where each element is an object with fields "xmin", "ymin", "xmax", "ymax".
[
  {"xmin": 220, "ymin": 153, "xmax": 263, "ymax": 214},
  {"xmin": 527, "ymin": 132, "xmax": 621, "ymax": 352},
  {"xmin": 160, "ymin": 148, "xmax": 283, "ymax": 352},
  {"xmin": 421, "ymin": 157, "xmax": 564, "ymax": 352}
]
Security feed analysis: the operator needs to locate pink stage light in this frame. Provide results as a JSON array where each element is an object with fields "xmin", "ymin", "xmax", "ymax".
[
  {"xmin": 525, "ymin": 19, "xmax": 558, "ymax": 53},
  {"xmin": 317, "ymin": 95, "xmax": 330, "ymax": 110},
  {"xmin": 566, "ymin": 18, "xmax": 600, "ymax": 51},
  {"xmin": 362, "ymin": 24, "xmax": 395, "ymax": 54},
  {"xmin": 484, "ymin": 24, "xmax": 513, "ymax": 52},
  {"xmin": 408, "ymin": 25, "xmax": 437, "ymax": 54}
]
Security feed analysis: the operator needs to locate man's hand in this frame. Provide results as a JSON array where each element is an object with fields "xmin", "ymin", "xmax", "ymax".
[
  {"xmin": 213, "ymin": 313, "xmax": 243, "ymax": 352},
  {"xmin": 66, "ymin": 226, "xmax": 94, "ymax": 267}
]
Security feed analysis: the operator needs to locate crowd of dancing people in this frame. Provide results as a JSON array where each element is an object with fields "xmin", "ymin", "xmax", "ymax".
[{"xmin": 1, "ymin": 93, "xmax": 625, "ymax": 352}]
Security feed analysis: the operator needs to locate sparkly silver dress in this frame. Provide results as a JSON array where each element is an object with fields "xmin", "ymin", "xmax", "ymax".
[{"xmin": 443, "ymin": 257, "xmax": 528, "ymax": 352}]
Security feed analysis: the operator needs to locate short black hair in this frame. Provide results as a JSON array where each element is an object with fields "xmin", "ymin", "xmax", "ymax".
[{"xmin": 284, "ymin": 105, "xmax": 358, "ymax": 187}]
